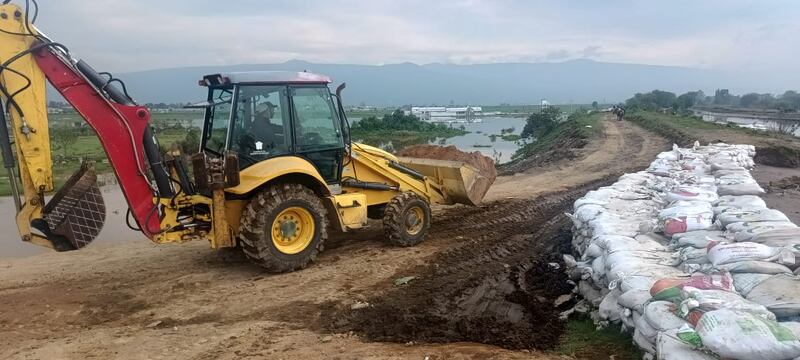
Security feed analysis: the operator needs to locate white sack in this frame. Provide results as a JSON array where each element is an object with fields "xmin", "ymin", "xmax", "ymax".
[
  {"xmin": 692, "ymin": 309, "xmax": 800, "ymax": 360},
  {"xmin": 747, "ymin": 274, "xmax": 800, "ymax": 318}
]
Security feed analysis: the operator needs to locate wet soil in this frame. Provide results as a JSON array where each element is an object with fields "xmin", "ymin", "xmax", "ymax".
[
  {"xmin": 321, "ymin": 177, "xmax": 617, "ymax": 350},
  {"xmin": 397, "ymin": 144, "xmax": 498, "ymax": 182}
]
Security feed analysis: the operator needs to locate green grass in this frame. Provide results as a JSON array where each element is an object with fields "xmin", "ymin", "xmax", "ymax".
[
  {"xmin": 626, "ymin": 110, "xmax": 791, "ymax": 146},
  {"xmin": 512, "ymin": 112, "xmax": 602, "ymax": 160},
  {"xmin": 553, "ymin": 317, "xmax": 642, "ymax": 360},
  {"xmin": 500, "ymin": 134, "xmax": 522, "ymax": 141},
  {"xmin": 2, "ymin": 111, "xmax": 202, "ymax": 197}
]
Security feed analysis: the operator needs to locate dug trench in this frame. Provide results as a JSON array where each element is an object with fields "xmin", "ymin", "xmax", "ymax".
[{"xmin": 319, "ymin": 174, "xmax": 623, "ymax": 350}]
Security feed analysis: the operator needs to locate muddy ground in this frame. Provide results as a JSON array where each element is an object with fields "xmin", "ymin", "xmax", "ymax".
[{"xmin": 2, "ymin": 116, "xmax": 797, "ymax": 359}]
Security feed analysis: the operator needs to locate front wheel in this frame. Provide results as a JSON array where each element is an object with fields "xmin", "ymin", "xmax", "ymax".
[
  {"xmin": 239, "ymin": 183, "xmax": 328, "ymax": 272},
  {"xmin": 383, "ymin": 192, "xmax": 431, "ymax": 247}
]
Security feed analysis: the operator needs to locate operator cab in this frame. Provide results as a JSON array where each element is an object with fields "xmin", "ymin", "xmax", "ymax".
[{"xmin": 195, "ymin": 71, "xmax": 349, "ymax": 184}]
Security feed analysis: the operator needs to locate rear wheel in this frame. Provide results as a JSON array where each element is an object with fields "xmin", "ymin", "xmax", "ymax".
[
  {"xmin": 383, "ymin": 192, "xmax": 431, "ymax": 247},
  {"xmin": 239, "ymin": 183, "xmax": 328, "ymax": 272}
]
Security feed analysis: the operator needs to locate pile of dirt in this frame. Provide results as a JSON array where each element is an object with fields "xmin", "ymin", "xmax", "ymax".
[
  {"xmin": 755, "ymin": 145, "xmax": 800, "ymax": 168},
  {"xmin": 766, "ymin": 176, "xmax": 800, "ymax": 192},
  {"xmin": 498, "ymin": 136, "xmax": 587, "ymax": 175},
  {"xmin": 320, "ymin": 176, "xmax": 618, "ymax": 350},
  {"xmin": 397, "ymin": 145, "xmax": 497, "ymax": 182}
]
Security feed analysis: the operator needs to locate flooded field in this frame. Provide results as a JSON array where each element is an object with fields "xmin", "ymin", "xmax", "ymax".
[
  {"xmin": 0, "ymin": 187, "xmax": 145, "ymax": 258},
  {"xmin": 353, "ymin": 116, "xmax": 528, "ymax": 163},
  {"xmin": 695, "ymin": 109, "xmax": 800, "ymax": 136}
]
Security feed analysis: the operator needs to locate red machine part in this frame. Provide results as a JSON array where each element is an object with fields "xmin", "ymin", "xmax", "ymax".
[{"xmin": 34, "ymin": 48, "xmax": 160, "ymax": 238}]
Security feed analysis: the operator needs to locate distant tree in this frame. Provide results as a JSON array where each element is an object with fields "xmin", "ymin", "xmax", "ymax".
[
  {"xmin": 676, "ymin": 90, "xmax": 705, "ymax": 109},
  {"xmin": 521, "ymin": 107, "xmax": 562, "ymax": 138},
  {"xmin": 51, "ymin": 126, "xmax": 79, "ymax": 159},
  {"xmin": 779, "ymin": 90, "xmax": 800, "ymax": 112},
  {"xmin": 740, "ymin": 93, "xmax": 760, "ymax": 108},
  {"xmin": 591, "ymin": 101, "xmax": 599, "ymax": 110},
  {"xmin": 713, "ymin": 89, "xmax": 738, "ymax": 106},
  {"xmin": 625, "ymin": 90, "xmax": 677, "ymax": 110}
]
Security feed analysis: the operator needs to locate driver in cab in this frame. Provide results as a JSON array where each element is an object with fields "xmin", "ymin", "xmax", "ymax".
[{"xmin": 240, "ymin": 101, "xmax": 282, "ymax": 155}]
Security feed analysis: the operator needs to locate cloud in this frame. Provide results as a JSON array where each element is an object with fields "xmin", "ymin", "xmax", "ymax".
[{"xmin": 20, "ymin": 0, "xmax": 799, "ymax": 73}]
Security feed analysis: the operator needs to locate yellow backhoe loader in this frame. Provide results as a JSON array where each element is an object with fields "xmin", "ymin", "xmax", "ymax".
[{"xmin": 0, "ymin": 1, "xmax": 494, "ymax": 272}]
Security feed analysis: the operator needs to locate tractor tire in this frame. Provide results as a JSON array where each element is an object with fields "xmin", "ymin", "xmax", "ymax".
[
  {"xmin": 239, "ymin": 183, "xmax": 328, "ymax": 272},
  {"xmin": 383, "ymin": 192, "xmax": 431, "ymax": 247}
]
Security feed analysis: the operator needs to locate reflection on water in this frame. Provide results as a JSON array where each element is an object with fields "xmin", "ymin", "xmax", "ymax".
[
  {"xmin": 0, "ymin": 187, "xmax": 146, "ymax": 258},
  {"xmin": 354, "ymin": 117, "xmax": 528, "ymax": 163},
  {"xmin": 695, "ymin": 110, "xmax": 800, "ymax": 137}
]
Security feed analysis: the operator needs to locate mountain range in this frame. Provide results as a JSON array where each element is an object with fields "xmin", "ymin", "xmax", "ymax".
[{"xmin": 52, "ymin": 59, "xmax": 795, "ymax": 106}]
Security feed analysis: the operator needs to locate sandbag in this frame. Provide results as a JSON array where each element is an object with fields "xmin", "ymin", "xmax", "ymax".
[
  {"xmin": 678, "ymin": 286, "xmax": 775, "ymax": 320},
  {"xmin": 716, "ymin": 260, "xmax": 793, "ymax": 274},
  {"xmin": 717, "ymin": 182, "xmax": 766, "ymax": 196},
  {"xmin": 750, "ymin": 228, "xmax": 800, "ymax": 245},
  {"xmin": 651, "ymin": 272, "xmax": 735, "ymax": 302},
  {"xmin": 747, "ymin": 274, "xmax": 800, "ymax": 318},
  {"xmin": 685, "ymin": 309, "xmax": 800, "ymax": 360},
  {"xmin": 656, "ymin": 329, "xmax": 716, "ymax": 360},
  {"xmin": 716, "ymin": 209, "xmax": 791, "ymax": 228},
  {"xmin": 634, "ymin": 310, "xmax": 660, "ymax": 344},
  {"xmin": 672, "ymin": 230, "xmax": 726, "ymax": 248},
  {"xmin": 618, "ymin": 289, "xmax": 652, "ymax": 313},
  {"xmin": 659, "ymin": 202, "xmax": 713, "ymax": 220},
  {"xmin": 593, "ymin": 235, "xmax": 665, "ymax": 254},
  {"xmin": 643, "ymin": 301, "xmax": 689, "ymax": 332},
  {"xmin": 732, "ymin": 273, "xmax": 774, "ymax": 297},
  {"xmin": 664, "ymin": 214, "xmax": 714, "ymax": 236},
  {"xmin": 707, "ymin": 241, "xmax": 795, "ymax": 266},
  {"xmin": 633, "ymin": 328, "xmax": 656, "ymax": 354},
  {"xmin": 714, "ymin": 194, "xmax": 766, "ymax": 209},
  {"xmin": 728, "ymin": 222, "xmax": 799, "ymax": 242},
  {"xmin": 598, "ymin": 288, "xmax": 624, "ymax": 322}
]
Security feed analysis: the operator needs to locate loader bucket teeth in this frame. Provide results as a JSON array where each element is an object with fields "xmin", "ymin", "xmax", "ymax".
[{"xmin": 39, "ymin": 161, "xmax": 106, "ymax": 250}]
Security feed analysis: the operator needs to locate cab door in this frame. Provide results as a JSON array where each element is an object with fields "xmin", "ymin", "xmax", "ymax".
[{"xmin": 289, "ymin": 86, "xmax": 345, "ymax": 184}]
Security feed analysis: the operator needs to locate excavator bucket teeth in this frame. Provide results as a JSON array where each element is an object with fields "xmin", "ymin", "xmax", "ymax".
[{"xmin": 39, "ymin": 162, "xmax": 106, "ymax": 250}]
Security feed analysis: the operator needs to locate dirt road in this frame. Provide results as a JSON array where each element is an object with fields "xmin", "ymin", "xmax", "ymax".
[
  {"xmin": 488, "ymin": 119, "xmax": 667, "ymax": 200},
  {"xmin": 0, "ymin": 116, "xmax": 669, "ymax": 360}
]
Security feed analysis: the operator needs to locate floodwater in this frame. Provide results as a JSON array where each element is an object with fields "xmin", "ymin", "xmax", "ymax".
[
  {"xmin": 433, "ymin": 117, "xmax": 527, "ymax": 163},
  {"xmin": 695, "ymin": 110, "xmax": 800, "ymax": 137},
  {"xmin": 352, "ymin": 116, "xmax": 528, "ymax": 163},
  {"xmin": 0, "ymin": 186, "xmax": 146, "ymax": 258}
]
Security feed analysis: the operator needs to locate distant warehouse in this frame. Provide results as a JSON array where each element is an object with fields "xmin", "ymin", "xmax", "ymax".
[{"xmin": 411, "ymin": 106, "xmax": 483, "ymax": 122}]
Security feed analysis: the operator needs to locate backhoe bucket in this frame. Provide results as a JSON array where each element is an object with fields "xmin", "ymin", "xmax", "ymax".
[
  {"xmin": 35, "ymin": 162, "xmax": 106, "ymax": 250},
  {"xmin": 397, "ymin": 157, "xmax": 493, "ymax": 206}
]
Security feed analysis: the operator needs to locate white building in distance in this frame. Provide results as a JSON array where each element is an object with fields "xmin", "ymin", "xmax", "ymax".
[{"xmin": 411, "ymin": 106, "xmax": 483, "ymax": 122}]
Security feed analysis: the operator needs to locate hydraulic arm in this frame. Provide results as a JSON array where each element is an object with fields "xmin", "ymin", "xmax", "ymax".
[{"xmin": 0, "ymin": 1, "xmax": 180, "ymax": 249}]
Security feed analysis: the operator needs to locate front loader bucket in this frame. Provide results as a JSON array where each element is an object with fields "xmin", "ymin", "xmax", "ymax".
[
  {"xmin": 33, "ymin": 162, "xmax": 106, "ymax": 251},
  {"xmin": 397, "ymin": 157, "xmax": 494, "ymax": 206}
]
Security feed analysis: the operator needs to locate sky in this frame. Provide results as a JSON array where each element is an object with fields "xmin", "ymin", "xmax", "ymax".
[{"xmin": 27, "ymin": 0, "xmax": 800, "ymax": 73}]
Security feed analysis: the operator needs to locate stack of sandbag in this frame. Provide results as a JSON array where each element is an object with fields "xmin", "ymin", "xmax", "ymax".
[{"xmin": 563, "ymin": 142, "xmax": 800, "ymax": 360}]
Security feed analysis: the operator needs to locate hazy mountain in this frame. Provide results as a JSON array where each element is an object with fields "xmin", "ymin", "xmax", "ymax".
[{"xmin": 52, "ymin": 59, "xmax": 787, "ymax": 106}]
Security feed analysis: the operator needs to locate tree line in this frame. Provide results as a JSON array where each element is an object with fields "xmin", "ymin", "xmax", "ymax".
[{"xmin": 625, "ymin": 89, "xmax": 800, "ymax": 113}]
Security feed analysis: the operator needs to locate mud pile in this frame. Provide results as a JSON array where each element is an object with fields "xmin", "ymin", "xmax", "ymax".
[
  {"xmin": 321, "ymin": 177, "xmax": 617, "ymax": 350},
  {"xmin": 397, "ymin": 145, "xmax": 497, "ymax": 183}
]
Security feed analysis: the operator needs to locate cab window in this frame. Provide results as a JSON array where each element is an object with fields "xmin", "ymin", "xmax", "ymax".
[
  {"xmin": 230, "ymin": 85, "xmax": 292, "ymax": 167},
  {"xmin": 291, "ymin": 87, "xmax": 343, "ymax": 152},
  {"xmin": 203, "ymin": 87, "xmax": 233, "ymax": 154}
]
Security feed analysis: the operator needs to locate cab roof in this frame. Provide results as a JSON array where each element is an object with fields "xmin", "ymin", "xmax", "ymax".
[{"xmin": 200, "ymin": 71, "xmax": 332, "ymax": 87}]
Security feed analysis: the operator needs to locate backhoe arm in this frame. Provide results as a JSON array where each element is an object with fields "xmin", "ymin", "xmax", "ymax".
[{"xmin": 0, "ymin": 2, "xmax": 170, "ymax": 249}]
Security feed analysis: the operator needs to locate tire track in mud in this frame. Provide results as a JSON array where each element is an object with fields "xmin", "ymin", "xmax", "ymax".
[{"xmin": 321, "ymin": 175, "xmax": 622, "ymax": 350}]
